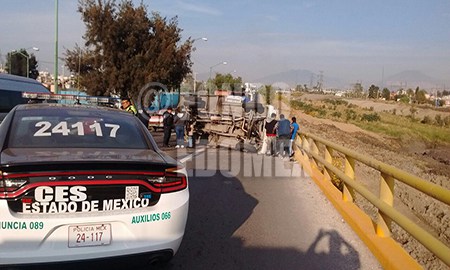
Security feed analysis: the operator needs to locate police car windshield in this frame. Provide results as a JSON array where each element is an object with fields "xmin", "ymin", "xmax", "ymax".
[{"xmin": 7, "ymin": 107, "xmax": 149, "ymax": 149}]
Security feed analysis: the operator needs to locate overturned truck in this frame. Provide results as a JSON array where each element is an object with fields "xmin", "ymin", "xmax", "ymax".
[{"xmin": 183, "ymin": 91, "xmax": 267, "ymax": 152}]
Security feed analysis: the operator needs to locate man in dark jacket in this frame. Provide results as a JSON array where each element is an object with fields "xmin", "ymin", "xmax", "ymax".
[
  {"xmin": 162, "ymin": 107, "xmax": 174, "ymax": 147},
  {"xmin": 275, "ymin": 114, "xmax": 291, "ymax": 157}
]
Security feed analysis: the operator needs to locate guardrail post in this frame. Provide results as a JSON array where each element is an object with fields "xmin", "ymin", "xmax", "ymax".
[
  {"xmin": 302, "ymin": 135, "xmax": 309, "ymax": 153},
  {"xmin": 295, "ymin": 134, "xmax": 302, "ymax": 153},
  {"xmin": 324, "ymin": 146, "xmax": 333, "ymax": 182},
  {"xmin": 376, "ymin": 173, "xmax": 394, "ymax": 237},
  {"xmin": 343, "ymin": 155, "xmax": 355, "ymax": 202},
  {"xmin": 310, "ymin": 138, "xmax": 319, "ymax": 168}
]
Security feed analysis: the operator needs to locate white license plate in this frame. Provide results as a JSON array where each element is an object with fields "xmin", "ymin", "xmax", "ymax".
[{"xmin": 68, "ymin": 223, "xmax": 111, "ymax": 248}]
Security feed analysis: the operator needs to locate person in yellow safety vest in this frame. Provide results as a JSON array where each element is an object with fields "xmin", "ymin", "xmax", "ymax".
[{"xmin": 121, "ymin": 97, "xmax": 137, "ymax": 116}]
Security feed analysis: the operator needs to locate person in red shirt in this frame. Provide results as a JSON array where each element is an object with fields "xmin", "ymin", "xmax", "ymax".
[{"xmin": 264, "ymin": 113, "xmax": 278, "ymax": 156}]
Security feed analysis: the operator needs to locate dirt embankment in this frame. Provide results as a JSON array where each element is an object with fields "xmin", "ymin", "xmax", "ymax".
[{"xmin": 277, "ymin": 96, "xmax": 450, "ymax": 269}]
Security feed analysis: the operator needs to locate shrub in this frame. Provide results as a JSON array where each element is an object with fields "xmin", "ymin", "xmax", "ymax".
[
  {"xmin": 290, "ymin": 100, "xmax": 304, "ymax": 110},
  {"xmin": 435, "ymin": 114, "xmax": 443, "ymax": 126},
  {"xmin": 361, "ymin": 113, "xmax": 381, "ymax": 122},
  {"xmin": 345, "ymin": 109, "xmax": 358, "ymax": 121},
  {"xmin": 444, "ymin": 116, "xmax": 450, "ymax": 127},
  {"xmin": 421, "ymin": 115, "xmax": 433, "ymax": 125},
  {"xmin": 398, "ymin": 95, "xmax": 410, "ymax": 103},
  {"xmin": 331, "ymin": 111, "xmax": 342, "ymax": 118},
  {"xmin": 317, "ymin": 109, "xmax": 327, "ymax": 117},
  {"xmin": 323, "ymin": 98, "xmax": 348, "ymax": 106},
  {"xmin": 323, "ymin": 99, "xmax": 335, "ymax": 105},
  {"xmin": 303, "ymin": 104, "xmax": 315, "ymax": 114}
]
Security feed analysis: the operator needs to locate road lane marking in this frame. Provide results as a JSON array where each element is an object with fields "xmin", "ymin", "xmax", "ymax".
[{"xmin": 179, "ymin": 148, "xmax": 206, "ymax": 164}]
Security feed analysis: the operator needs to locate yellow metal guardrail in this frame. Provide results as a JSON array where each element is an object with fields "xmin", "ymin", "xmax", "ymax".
[{"xmin": 294, "ymin": 131, "xmax": 450, "ymax": 269}]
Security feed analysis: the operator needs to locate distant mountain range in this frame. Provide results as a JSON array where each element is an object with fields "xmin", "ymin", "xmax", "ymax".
[
  {"xmin": 254, "ymin": 69, "xmax": 340, "ymax": 89},
  {"xmin": 384, "ymin": 70, "xmax": 445, "ymax": 90},
  {"xmin": 253, "ymin": 69, "xmax": 446, "ymax": 90},
  {"xmin": 197, "ymin": 69, "xmax": 447, "ymax": 90}
]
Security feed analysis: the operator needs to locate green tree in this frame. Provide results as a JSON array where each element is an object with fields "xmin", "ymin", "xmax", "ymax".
[
  {"xmin": 381, "ymin": 87, "xmax": 390, "ymax": 100},
  {"xmin": 406, "ymin": 88, "xmax": 414, "ymax": 103},
  {"xmin": 398, "ymin": 94, "xmax": 410, "ymax": 103},
  {"xmin": 5, "ymin": 49, "xmax": 39, "ymax": 79},
  {"xmin": 65, "ymin": 0, "xmax": 193, "ymax": 98},
  {"xmin": 210, "ymin": 72, "xmax": 242, "ymax": 92},
  {"xmin": 414, "ymin": 87, "xmax": 420, "ymax": 102},
  {"xmin": 416, "ymin": 89, "xmax": 427, "ymax": 104},
  {"xmin": 264, "ymin": 85, "xmax": 272, "ymax": 105},
  {"xmin": 351, "ymin": 82, "xmax": 364, "ymax": 98},
  {"xmin": 294, "ymin": 84, "xmax": 303, "ymax": 92},
  {"xmin": 367, "ymin": 84, "xmax": 380, "ymax": 99}
]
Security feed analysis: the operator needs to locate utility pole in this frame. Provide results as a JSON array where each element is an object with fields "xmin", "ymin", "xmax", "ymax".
[
  {"xmin": 0, "ymin": 51, "xmax": 3, "ymax": 72},
  {"xmin": 54, "ymin": 0, "xmax": 59, "ymax": 93},
  {"xmin": 78, "ymin": 49, "xmax": 82, "ymax": 90}
]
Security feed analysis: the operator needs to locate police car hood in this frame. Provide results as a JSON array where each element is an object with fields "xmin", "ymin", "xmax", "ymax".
[{"xmin": 1, "ymin": 148, "xmax": 170, "ymax": 165}]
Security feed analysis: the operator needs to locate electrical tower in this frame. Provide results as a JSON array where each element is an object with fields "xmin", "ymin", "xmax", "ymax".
[{"xmin": 316, "ymin": 70, "xmax": 324, "ymax": 91}]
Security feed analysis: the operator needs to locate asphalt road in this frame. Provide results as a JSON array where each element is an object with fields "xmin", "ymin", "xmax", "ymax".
[
  {"xmin": 156, "ymin": 142, "xmax": 381, "ymax": 270},
  {"xmin": 6, "ymin": 132, "xmax": 381, "ymax": 270}
]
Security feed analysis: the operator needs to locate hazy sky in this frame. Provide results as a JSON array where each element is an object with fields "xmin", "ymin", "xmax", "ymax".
[{"xmin": 1, "ymin": 0, "xmax": 449, "ymax": 87}]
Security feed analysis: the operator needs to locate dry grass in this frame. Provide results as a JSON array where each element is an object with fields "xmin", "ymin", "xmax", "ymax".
[{"xmin": 288, "ymin": 94, "xmax": 450, "ymax": 145}]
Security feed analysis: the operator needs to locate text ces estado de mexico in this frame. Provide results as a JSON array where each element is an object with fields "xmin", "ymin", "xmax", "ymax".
[{"xmin": 23, "ymin": 186, "xmax": 151, "ymax": 213}]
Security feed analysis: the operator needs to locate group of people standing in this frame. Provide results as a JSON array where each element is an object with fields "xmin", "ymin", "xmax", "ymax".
[
  {"xmin": 121, "ymin": 97, "xmax": 300, "ymax": 155},
  {"xmin": 264, "ymin": 113, "xmax": 299, "ymax": 158},
  {"xmin": 120, "ymin": 97, "xmax": 189, "ymax": 148},
  {"xmin": 162, "ymin": 106, "xmax": 189, "ymax": 148}
]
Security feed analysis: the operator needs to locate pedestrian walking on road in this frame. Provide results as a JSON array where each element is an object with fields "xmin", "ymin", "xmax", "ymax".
[
  {"xmin": 289, "ymin": 116, "xmax": 299, "ymax": 157},
  {"xmin": 174, "ymin": 106, "xmax": 189, "ymax": 148},
  {"xmin": 162, "ymin": 107, "xmax": 174, "ymax": 147}
]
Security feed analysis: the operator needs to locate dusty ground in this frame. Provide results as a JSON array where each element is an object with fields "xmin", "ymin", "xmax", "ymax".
[{"xmin": 277, "ymin": 95, "xmax": 450, "ymax": 269}]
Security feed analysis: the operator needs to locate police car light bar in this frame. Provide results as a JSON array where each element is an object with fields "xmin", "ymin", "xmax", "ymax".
[{"xmin": 22, "ymin": 92, "xmax": 121, "ymax": 104}]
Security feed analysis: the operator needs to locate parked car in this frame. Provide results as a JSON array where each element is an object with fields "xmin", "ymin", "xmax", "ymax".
[
  {"xmin": 0, "ymin": 73, "xmax": 52, "ymax": 122},
  {"xmin": 0, "ymin": 101, "xmax": 189, "ymax": 267}
]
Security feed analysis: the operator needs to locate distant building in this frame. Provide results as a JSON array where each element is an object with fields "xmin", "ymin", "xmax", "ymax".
[{"xmin": 442, "ymin": 96, "xmax": 450, "ymax": 107}]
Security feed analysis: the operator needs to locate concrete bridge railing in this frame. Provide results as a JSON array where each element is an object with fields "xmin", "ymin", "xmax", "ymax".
[{"xmin": 294, "ymin": 131, "xmax": 450, "ymax": 270}]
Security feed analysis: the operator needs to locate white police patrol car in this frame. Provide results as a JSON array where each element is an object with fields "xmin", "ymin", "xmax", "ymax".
[{"xmin": 0, "ymin": 96, "xmax": 189, "ymax": 267}]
